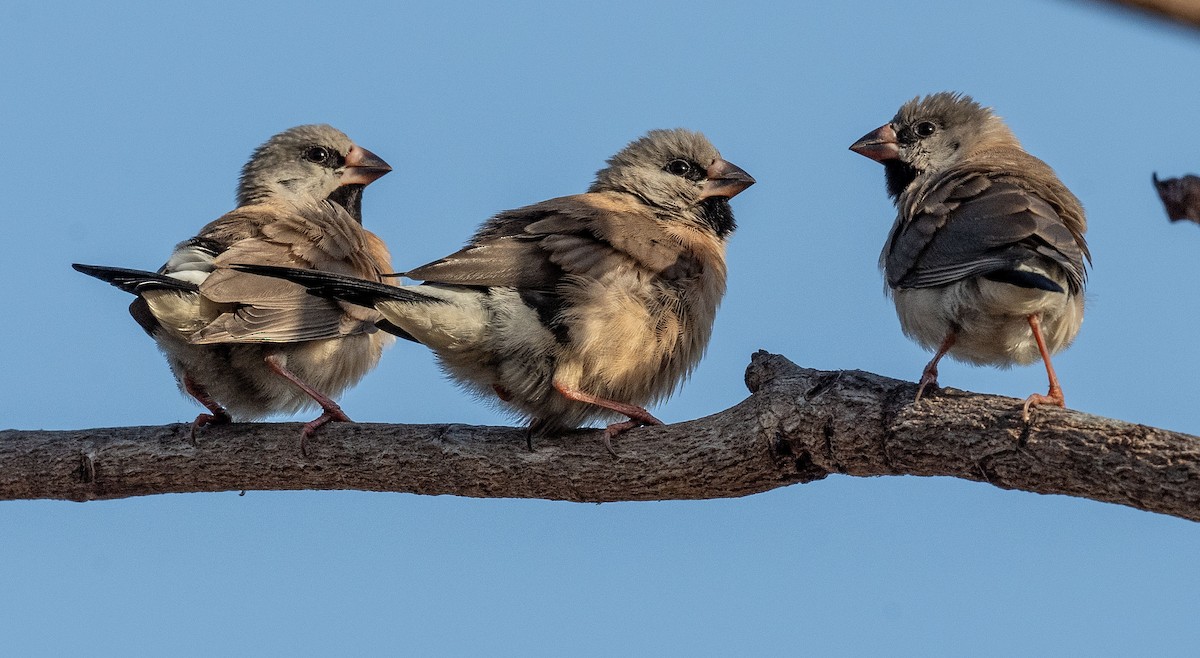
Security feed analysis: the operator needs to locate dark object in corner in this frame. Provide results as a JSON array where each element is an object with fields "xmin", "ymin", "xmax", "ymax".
[{"xmin": 1153, "ymin": 173, "xmax": 1200, "ymax": 224}]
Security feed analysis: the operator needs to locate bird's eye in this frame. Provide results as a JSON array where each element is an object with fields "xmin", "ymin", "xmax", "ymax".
[
  {"xmin": 303, "ymin": 146, "xmax": 330, "ymax": 164},
  {"xmin": 914, "ymin": 121, "xmax": 937, "ymax": 138},
  {"xmin": 665, "ymin": 159, "xmax": 693, "ymax": 176}
]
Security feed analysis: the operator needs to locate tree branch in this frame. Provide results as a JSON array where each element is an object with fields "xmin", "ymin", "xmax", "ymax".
[
  {"xmin": 2, "ymin": 351, "xmax": 1197, "ymax": 520},
  {"xmin": 1087, "ymin": 0, "xmax": 1200, "ymax": 29}
]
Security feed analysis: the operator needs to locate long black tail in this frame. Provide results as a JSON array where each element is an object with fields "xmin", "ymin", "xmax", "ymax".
[
  {"xmin": 72, "ymin": 264, "xmax": 199, "ymax": 295},
  {"xmin": 229, "ymin": 264, "xmax": 444, "ymax": 307}
]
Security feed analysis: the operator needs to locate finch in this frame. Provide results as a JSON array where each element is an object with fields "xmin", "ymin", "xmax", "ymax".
[
  {"xmin": 74, "ymin": 124, "xmax": 394, "ymax": 453},
  {"xmin": 850, "ymin": 93, "xmax": 1089, "ymax": 419},
  {"xmin": 236, "ymin": 128, "xmax": 754, "ymax": 452}
]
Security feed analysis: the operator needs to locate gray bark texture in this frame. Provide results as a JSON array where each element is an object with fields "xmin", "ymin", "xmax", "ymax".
[{"xmin": 1, "ymin": 352, "xmax": 1197, "ymax": 521}]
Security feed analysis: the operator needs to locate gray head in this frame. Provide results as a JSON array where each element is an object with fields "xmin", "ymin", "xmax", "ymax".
[
  {"xmin": 236, "ymin": 124, "xmax": 391, "ymax": 221},
  {"xmin": 850, "ymin": 92, "xmax": 1018, "ymax": 198},
  {"xmin": 589, "ymin": 128, "xmax": 755, "ymax": 238}
]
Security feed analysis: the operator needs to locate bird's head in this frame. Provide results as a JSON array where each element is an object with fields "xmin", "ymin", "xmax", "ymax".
[
  {"xmin": 236, "ymin": 124, "xmax": 391, "ymax": 222},
  {"xmin": 590, "ymin": 128, "xmax": 755, "ymax": 238},
  {"xmin": 851, "ymin": 92, "xmax": 1017, "ymax": 199}
]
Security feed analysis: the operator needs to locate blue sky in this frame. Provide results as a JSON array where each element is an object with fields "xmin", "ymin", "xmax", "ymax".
[{"xmin": 3, "ymin": 0, "xmax": 1199, "ymax": 655}]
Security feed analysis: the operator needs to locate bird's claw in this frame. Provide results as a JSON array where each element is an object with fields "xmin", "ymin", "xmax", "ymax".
[
  {"xmin": 601, "ymin": 415, "xmax": 664, "ymax": 457},
  {"xmin": 299, "ymin": 406, "xmax": 353, "ymax": 457},
  {"xmin": 1021, "ymin": 387, "xmax": 1065, "ymax": 423},
  {"xmin": 914, "ymin": 370, "xmax": 939, "ymax": 403},
  {"xmin": 190, "ymin": 410, "xmax": 231, "ymax": 445}
]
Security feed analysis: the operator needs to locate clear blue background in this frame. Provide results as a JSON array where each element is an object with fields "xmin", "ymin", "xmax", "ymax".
[{"xmin": 3, "ymin": 1, "xmax": 1198, "ymax": 655}]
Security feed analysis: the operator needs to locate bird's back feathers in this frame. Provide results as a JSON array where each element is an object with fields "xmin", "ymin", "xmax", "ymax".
[
  {"xmin": 886, "ymin": 155, "xmax": 1088, "ymax": 295},
  {"xmin": 404, "ymin": 192, "xmax": 693, "ymax": 289}
]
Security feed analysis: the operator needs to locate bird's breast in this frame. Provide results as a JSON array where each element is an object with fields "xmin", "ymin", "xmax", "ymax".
[{"xmin": 557, "ymin": 259, "xmax": 726, "ymax": 404}]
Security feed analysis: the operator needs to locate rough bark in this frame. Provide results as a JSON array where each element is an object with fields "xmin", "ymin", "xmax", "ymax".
[{"xmin": 1, "ymin": 352, "xmax": 1196, "ymax": 520}]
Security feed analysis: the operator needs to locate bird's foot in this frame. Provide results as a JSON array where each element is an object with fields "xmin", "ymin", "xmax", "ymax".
[
  {"xmin": 550, "ymin": 381, "xmax": 665, "ymax": 456},
  {"xmin": 915, "ymin": 332, "xmax": 956, "ymax": 404},
  {"xmin": 1021, "ymin": 386, "xmax": 1065, "ymax": 423},
  {"xmin": 914, "ymin": 368, "xmax": 940, "ymax": 403},
  {"xmin": 190, "ymin": 409, "xmax": 232, "ymax": 445},
  {"xmin": 299, "ymin": 405, "xmax": 353, "ymax": 457},
  {"xmin": 184, "ymin": 375, "xmax": 231, "ymax": 445},
  {"xmin": 601, "ymin": 414, "xmax": 664, "ymax": 457}
]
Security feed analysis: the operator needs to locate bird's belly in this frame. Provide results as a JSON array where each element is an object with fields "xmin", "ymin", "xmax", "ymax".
[
  {"xmin": 430, "ymin": 288, "xmax": 563, "ymax": 414},
  {"xmin": 561, "ymin": 292, "xmax": 708, "ymax": 408},
  {"xmin": 893, "ymin": 280, "xmax": 1083, "ymax": 367},
  {"xmin": 282, "ymin": 332, "xmax": 391, "ymax": 405},
  {"xmin": 159, "ymin": 332, "xmax": 388, "ymax": 419}
]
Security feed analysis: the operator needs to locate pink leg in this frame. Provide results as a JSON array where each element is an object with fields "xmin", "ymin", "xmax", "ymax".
[
  {"xmin": 552, "ymin": 382, "xmax": 663, "ymax": 455},
  {"xmin": 264, "ymin": 354, "xmax": 352, "ymax": 456},
  {"xmin": 183, "ymin": 375, "xmax": 231, "ymax": 443},
  {"xmin": 1022, "ymin": 314, "xmax": 1066, "ymax": 422},
  {"xmin": 916, "ymin": 331, "xmax": 957, "ymax": 403}
]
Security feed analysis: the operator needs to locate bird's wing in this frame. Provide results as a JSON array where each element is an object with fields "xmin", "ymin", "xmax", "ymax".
[
  {"xmin": 186, "ymin": 200, "xmax": 385, "ymax": 344},
  {"xmin": 403, "ymin": 192, "xmax": 681, "ymax": 289},
  {"xmin": 886, "ymin": 173, "xmax": 1087, "ymax": 294}
]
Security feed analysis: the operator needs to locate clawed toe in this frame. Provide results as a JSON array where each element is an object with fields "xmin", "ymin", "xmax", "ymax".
[
  {"xmin": 299, "ymin": 406, "xmax": 353, "ymax": 457},
  {"xmin": 190, "ymin": 410, "xmax": 231, "ymax": 444},
  {"xmin": 1021, "ymin": 389, "xmax": 1065, "ymax": 423},
  {"xmin": 600, "ymin": 414, "xmax": 664, "ymax": 457},
  {"xmin": 914, "ymin": 373, "xmax": 939, "ymax": 403}
]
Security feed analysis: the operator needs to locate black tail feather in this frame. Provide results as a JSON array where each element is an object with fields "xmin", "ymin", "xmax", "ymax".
[
  {"xmin": 982, "ymin": 269, "xmax": 1065, "ymax": 293},
  {"xmin": 72, "ymin": 263, "xmax": 199, "ymax": 295},
  {"xmin": 376, "ymin": 319, "xmax": 419, "ymax": 343},
  {"xmin": 229, "ymin": 264, "xmax": 443, "ymax": 307}
]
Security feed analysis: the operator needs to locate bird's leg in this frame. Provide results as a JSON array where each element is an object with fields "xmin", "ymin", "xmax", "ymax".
[
  {"xmin": 492, "ymin": 384, "xmax": 514, "ymax": 402},
  {"xmin": 495, "ymin": 385, "xmax": 537, "ymax": 450},
  {"xmin": 264, "ymin": 354, "xmax": 352, "ymax": 456},
  {"xmin": 1022, "ymin": 313, "xmax": 1066, "ymax": 422},
  {"xmin": 183, "ymin": 375, "xmax": 231, "ymax": 444},
  {"xmin": 552, "ymin": 382, "xmax": 663, "ymax": 455},
  {"xmin": 551, "ymin": 384, "xmax": 662, "ymax": 426},
  {"xmin": 916, "ymin": 331, "xmax": 957, "ymax": 402}
]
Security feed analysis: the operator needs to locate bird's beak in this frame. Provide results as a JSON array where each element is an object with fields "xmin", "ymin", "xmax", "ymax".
[
  {"xmin": 340, "ymin": 145, "xmax": 392, "ymax": 186},
  {"xmin": 850, "ymin": 124, "xmax": 901, "ymax": 163},
  {"xmin": 699, "ymin": 159, "xmax": 756, "ymax": 199}
]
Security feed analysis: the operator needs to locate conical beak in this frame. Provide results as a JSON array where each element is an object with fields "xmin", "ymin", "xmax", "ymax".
[
  {"xmin": 699, "ymin": 159, "xmax": 756, "ymax": 199},
  {"xmin": 850, "ymin": 124, "xmax": 901, "ymax": 163},
  {"xmin": 340, "ymin": 145, "xmax": 392, "ymax": 186}
]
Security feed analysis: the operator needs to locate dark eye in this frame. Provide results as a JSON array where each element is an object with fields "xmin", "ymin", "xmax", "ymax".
[
  {"xmin": 303, "ymin": 146, "xmax": 330, "ymax": 164},
  {"xmin": 914, "ymin": 121, "xmax": 937, "ymax": 138},
  {"xmin": 665, "ymin": 159, "xmax": 693, "ymax": 176}
]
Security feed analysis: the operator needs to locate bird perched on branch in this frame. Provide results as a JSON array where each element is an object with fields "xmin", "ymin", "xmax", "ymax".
[
  {"xmin": 74, "ymin": 124, "xmax": 394, "ymax": 453},
  {"xmin": 849, "ymin": 93, "xmax": 1089, "ymax": 419},
  {"xmin": 236, "ymin": 128, "xmax": 754, "ymax": 453}
]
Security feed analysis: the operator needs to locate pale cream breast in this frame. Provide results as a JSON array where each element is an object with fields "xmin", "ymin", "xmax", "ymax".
[{"xmin": 893, "ymin": 280, "xmax": 1083, "ymax": 367}]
